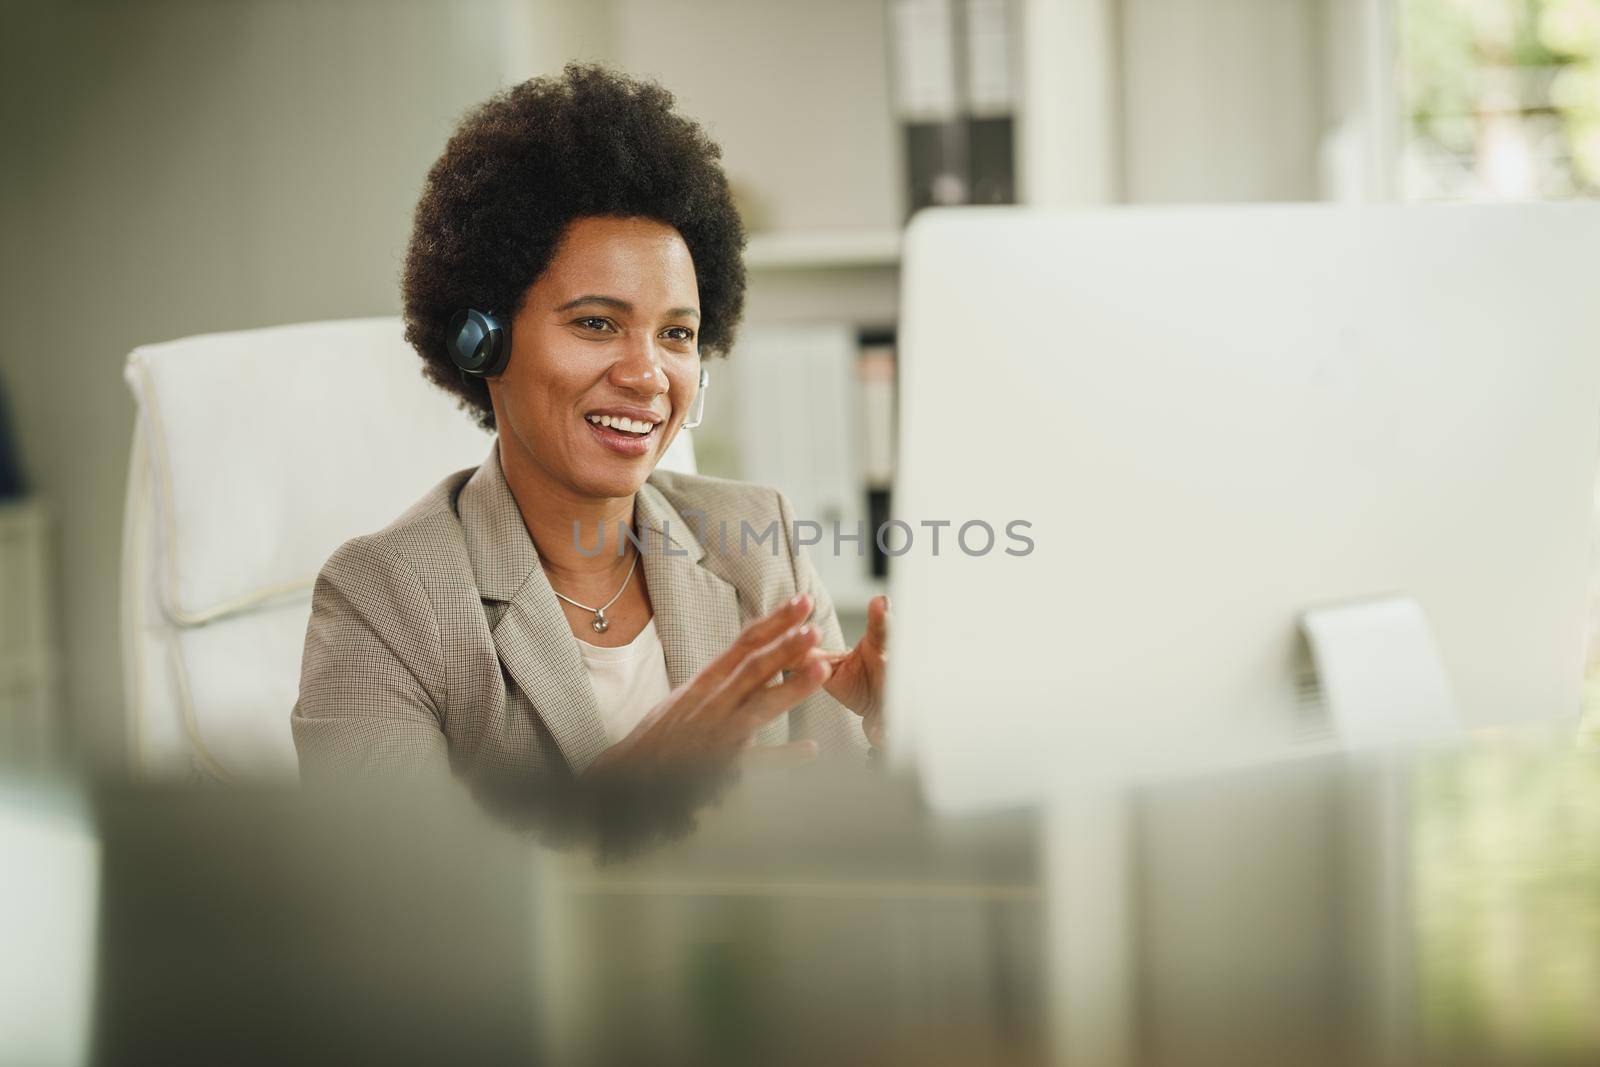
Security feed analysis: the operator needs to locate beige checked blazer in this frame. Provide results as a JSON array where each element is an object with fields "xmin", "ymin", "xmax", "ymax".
[{"xmin": 292, "ymin": 447, "xmax": 868, "ymax": 781}]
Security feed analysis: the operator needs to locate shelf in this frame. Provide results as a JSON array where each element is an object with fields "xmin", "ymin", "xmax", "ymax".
[{"xmin": 744, "ymin": 228, "xmax": 902, "ymax": 271}]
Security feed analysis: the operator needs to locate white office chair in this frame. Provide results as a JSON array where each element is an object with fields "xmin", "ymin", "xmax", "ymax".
[{"xmin": 121, "ymin": 317, "xmax": 697, "ymax": 781}]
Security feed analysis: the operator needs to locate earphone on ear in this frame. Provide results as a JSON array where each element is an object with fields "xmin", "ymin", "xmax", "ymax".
[
  {"xmin": 445, "ymin": 308, "xmax": 511, "ymax": 377},
  {"xmin": 682, "ymin": 367, "xmax": 710, "ymax": 429},
  {"xmin": 449, "ymin": 307, "xmax": 708, "ymax": 427}
]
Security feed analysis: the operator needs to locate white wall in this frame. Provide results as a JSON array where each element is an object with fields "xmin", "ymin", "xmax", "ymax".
[
  {"xmin": 1120, "ymin": 0, "xmax": 1325, "ymax": 204},
  {"xmin": 603, "ymin": 0, "xmax": 903, "ymax": 233},
  {"xmin": 0, "ymin": 0, "xmax": 533, "ymax": 767}
]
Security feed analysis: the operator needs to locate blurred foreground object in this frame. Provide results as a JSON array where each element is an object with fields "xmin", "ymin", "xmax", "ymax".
[
  {"xmin": 1056, "ymin": 738, "xmax": 1600, "ymax": 1067},
  {"xmin": 3, "ymin": 740, "xmax": 1600, "ymax": 1065},
  {"xmin": 88, "ymin": 783, "xmax": 541, "ymax": 1066}
]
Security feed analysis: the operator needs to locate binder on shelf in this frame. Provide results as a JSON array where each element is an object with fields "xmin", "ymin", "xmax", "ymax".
[
  {"xmin": 888, "ymin": 0, "xmax": 1017, "ymax": 215},
  {"xmin": 858, "ymin": 331, "xmax": 897, "ymax": 490},
  {"xmin": 965, "ymin": 0, "xmax": 1014, "ymax": 117},
  {"xmin": 963, "ymin": 0, "xmax": 1016, "ymax": 205},
  {"xmin": 890, "ymin": 0, "xmax": 968, "ymax": 213},
  {"xmin": 857, "ymin": 328, "xmax": 898, "ymax": 581},
  {"xmin": 889, "ymin": 0, "xmax": 960, "ymax": 123},
  {"xmin": 731, "ymin": 324, "xmax": 867, "ymax": 608}
]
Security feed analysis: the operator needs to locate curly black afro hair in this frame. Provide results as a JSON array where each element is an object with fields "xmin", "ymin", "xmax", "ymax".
[{"xmin": 402, "ymin": 63, "xmax": 747, "ymax": 431}]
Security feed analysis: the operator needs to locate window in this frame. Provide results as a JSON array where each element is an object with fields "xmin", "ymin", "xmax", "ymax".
[{"xmin": 1401, "ymin": 0, "xmax": 1600, "ymax": 199}]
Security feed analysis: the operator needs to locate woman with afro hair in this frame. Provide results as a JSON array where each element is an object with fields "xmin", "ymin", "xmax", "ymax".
[{"xmin": 292, "ymin": 65, "xmax": 887, "ymax": 787}]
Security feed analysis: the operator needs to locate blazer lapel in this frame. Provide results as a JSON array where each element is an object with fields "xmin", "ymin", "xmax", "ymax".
[
  {"xmin": 457, "ymin": 448, "xmax": 790, "ymax": 771},
  {"xmin": 636, "ymin": 483, "xmax": 789, "ymax": 746},
  {"xmin": 494, "ymin": 585, "xmax": 611, "ymax": 774},
  {"xmin": 459, "ymin": 448, "xmax": 609, "ymax": 774}
]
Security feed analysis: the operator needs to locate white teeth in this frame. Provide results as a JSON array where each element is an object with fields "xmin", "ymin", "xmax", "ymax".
[{"xmin": 586, "ymin": 414, "xmax": 653, "ymax": 435}]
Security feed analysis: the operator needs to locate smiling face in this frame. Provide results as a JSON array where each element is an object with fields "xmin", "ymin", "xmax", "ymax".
[{"xmin": 487, "ymin": 215, "xmax": 703, "ymax": 502}]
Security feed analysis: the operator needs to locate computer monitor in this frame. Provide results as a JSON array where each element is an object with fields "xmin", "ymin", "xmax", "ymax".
[{"xmin": 886, "ymin": 203, "xmax": 1600, "ymax": 809}]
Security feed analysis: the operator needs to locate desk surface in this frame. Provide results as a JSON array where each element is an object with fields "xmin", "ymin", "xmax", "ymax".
[{"xmin": 6, "ymin": 738, "xmax": 1600, "ymax": 1066}]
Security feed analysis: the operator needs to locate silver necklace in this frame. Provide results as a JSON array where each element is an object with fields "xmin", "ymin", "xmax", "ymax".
[{"xmin": 551, "ymin": 551, "xmax": 638, "ymax": 633}]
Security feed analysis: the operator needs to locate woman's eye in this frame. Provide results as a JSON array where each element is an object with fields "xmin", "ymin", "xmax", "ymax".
[
  {"xmin": 576, "ymin": 317, "xmax": 614, "ymax": 333},
  {"xmin": 662, "ymin": 326, "xmax": 695, "ymax": 342}
]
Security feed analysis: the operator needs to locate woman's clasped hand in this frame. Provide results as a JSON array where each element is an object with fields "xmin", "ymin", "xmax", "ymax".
[{"xmin": 584, "ymin": 594, "xmax": 832, "ymax": 779}]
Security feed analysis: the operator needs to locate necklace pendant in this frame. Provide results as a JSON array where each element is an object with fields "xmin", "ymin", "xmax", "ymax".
[{"xmin": 591, "ymin": 610, "xmax": 609, "ymax": 634}]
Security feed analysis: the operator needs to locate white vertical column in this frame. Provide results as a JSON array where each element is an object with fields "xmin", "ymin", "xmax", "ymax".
[
  {"xmin": 1017, "ymin": 0, "xmax": 1121, "ymax": 206},
  {"xmin": 1319, "ymin": 0, "xmax": 1401, "ymax": 202},
  {"xmin": 1359, "ymin": 0, "xmax": 1402, "ymax": 200}
]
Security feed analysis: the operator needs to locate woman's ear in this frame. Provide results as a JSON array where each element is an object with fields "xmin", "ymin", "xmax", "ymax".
[{"xmin": 482, "ymin": 377, "xmax": 503, "ymax": 425}]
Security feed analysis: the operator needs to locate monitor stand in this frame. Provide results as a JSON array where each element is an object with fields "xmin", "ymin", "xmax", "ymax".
[{"xmin": 1301, "ymin": 596, "xmax": 1462, "ymax": 749}]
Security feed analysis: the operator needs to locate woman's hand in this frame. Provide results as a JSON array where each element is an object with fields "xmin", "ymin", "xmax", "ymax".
[
  {"xmin": 817, "ymin": 594, "xmax": 890, "ymax": 746},
  {"xmin": 584, "ymin": 594, "xmax": 832, "ymax": 780}
]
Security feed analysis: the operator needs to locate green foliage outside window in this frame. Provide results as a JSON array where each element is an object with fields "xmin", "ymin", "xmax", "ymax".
[{"xmin": 1402, "ymin": 0, "xmax": 1600, "ymax": 197}]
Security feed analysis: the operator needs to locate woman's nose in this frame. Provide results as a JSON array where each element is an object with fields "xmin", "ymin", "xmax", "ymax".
[{"xmin": 609, "ymin": 338, "xmax": 669, "ymax": 396}]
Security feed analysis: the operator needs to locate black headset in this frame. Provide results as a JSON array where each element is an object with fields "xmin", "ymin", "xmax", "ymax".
[
  {"xmin": 444, "ymin": 306, "xmax": 710, "ymax": 427},
  {"xmin": 445, "ymin": 308, "xmax": 511, "ymax": 377}
]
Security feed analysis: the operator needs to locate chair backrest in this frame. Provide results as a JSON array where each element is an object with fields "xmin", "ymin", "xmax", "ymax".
[{"xmin": 121, "ymin": 317, "xmax": 696, "ymax": 780}]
